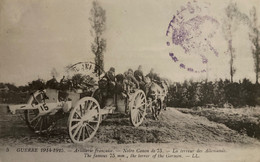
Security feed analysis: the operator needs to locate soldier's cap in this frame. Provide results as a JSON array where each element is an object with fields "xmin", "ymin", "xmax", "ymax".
[
  {"xmin": 128, "ymin": 68, "xmax": 133, "ymax": 72},
  {"xmin": 109, "ymin": 67, "xmax": 115, "ymax": 72}
]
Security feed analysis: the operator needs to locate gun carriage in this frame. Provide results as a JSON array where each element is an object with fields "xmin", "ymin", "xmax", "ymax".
[{"xmin": 9, "ymin": 62, "xmax": 148, "ymax": 144}]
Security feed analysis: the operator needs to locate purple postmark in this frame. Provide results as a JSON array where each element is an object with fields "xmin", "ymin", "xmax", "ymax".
[{"xmin": 166, "ymin": 1, "xmax": 219, "ymax": 73}]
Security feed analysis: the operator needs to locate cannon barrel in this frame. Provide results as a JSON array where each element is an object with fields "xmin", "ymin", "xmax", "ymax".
[
  {"xmin": 8, "ymin": 104, "xmax": 33, "ymax": 114},
  {"xmin": 8, "ymin": 101, "xmax": 73, "ymax": 115}
]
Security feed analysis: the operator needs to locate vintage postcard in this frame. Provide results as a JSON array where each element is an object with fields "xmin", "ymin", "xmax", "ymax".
[{"xmin": 0, "ymin": 0, "xmax": 260, "ymax": 161}]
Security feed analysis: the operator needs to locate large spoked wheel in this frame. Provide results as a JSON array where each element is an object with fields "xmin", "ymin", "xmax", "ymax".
[
  {"xmin": 129, "ymin": 90, "xmax": 147, "ymax": 127},
  {"xmin": 68, "ymin": 97, "xmax": 101, "ymax": 144},
  {"xmin": 25, "ymin": 90, "xmax": 56, "ymax": 133}
]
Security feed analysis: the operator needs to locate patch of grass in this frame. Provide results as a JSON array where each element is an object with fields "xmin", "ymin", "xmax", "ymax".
[{"xmin": 178, "ymin": 107, "xmax": 260, "ymax": 140}]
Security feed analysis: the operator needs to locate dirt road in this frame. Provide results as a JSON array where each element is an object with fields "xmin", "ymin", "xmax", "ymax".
[
  {"xmin": 0, "ymin": 105, "xmax": 259, "ymax": 147},
  {"xmin": 1, "ymin": 105, "xmax": 260, "ymax": 162}
]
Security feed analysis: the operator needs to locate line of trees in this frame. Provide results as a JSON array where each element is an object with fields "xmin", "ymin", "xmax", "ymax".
[
  {"xmin": 0, "ymin": 79, "xmax": 45, "ymax": 103},
  {"xmin": 1, "ymin": 77, "xmax": 260, "ymax": 107},
  {"xmin": 167, "ymin": 79, "xmax": 260, "ymax": 108}
]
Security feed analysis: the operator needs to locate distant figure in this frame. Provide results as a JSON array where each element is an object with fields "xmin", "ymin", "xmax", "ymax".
[
  {"xmin": 60, "ymin": 76, "xmax": 66, "ymax": 84},
  {"xmin": 146, "ymin": 68, "xmax": 160, "ymax": 82},
  {"xmin": 134, "ymin": 65, "xmax": 145, "ymax": 91},
  {"xmin": 59, "ymin": 75, "xmax": 67, "ymax": 90},
  {"xmin": 46, "ymin": 76, "xmax": 58, "ymax": 89},
  {"xmin": 59, "ymin": 75, "xmax": 73, "ymax": 91}
]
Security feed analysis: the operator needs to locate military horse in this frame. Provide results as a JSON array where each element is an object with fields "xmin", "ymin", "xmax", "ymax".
[{"xmin": 145, "ymin": 77, "xmax": 169, "ymax": 120}]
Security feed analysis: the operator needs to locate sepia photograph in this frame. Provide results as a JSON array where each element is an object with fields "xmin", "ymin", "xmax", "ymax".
[{"xmin": 0, "ymin": 0, "xmax": 260, "ymax": 161}]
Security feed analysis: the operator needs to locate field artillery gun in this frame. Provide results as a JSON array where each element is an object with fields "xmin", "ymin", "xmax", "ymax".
[{"xmin": 8, "ymin": 62, "xmax": 147, "ymax": 144}]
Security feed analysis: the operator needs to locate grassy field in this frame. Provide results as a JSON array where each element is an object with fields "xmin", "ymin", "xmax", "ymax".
[{"xmin": 178, "ymin": 107, "xmax": 260, "ymax": 140}]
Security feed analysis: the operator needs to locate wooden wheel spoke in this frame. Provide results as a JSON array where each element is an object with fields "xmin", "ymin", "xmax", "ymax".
[
  {"xmin": 141, "ymin": 99, "xmax": 146, "ymax": 104},
  {"xmin": 74, "ymin": 111, "xmax": 82, "ymax": 119},
  {"xmin": 87, "ymin": 101, "xmax": 94, "ymax": 110},
  {"xmin": 84, "ymin": 100, "xmax": 89, "ymax": 109},
  {"xmin": 135, "ymin": 114, "xmax": 139, "ymax": 124},
  {"xmin": 77, "ymin": 127, "xmax": 83, "ymax": 141},
  {"xmin": 136, "ymin": 93, "xmax": 141, "ymax": 102},
  {"xmin": 134, "ymin": 110, "xmax": 139, "ymax": 123},
  {"xmin": 137, "ymin": 102, "xmax": 146, "ymax": 108},
  {"xmin": 137, "ymin": 111, "xmax": 141, "ymax": 123},
  {"xmin": 85, "ymin": 126, "xmax": 90, "ymax": 137},
  {"xmin": 71, "ymin": 122, "xmax": 81, "ymax": 131},
  {"xmin": 30, "ymin": 115, "xmax": 41, "ymax": 123},
  {"xmin": 39, "ymin": 117, "xmax": 43, "ymax": 132},
  {"xmin": 138, "ymin": 111, "xmax": 144, "ymax": 118},
  {"xmin": 83, "ymin": 101, "xmax": 88, "ymax": 113},
  {"xmin": 92, "ymin": 105, "xmax": 98, "ymax": 111},
  {"xmin": 72, "ymin": 125, "xmax": 82, "ymax": 138},
  {"xmin": 137, "ymin": 98, "xmax": 145, "ymax": 107},
  {"xmin": 72, "ymin": 118, "xmax": 81, "ymax": 122},
  {"xmin": 89, "ymin": 120, "xmax": 98, "ymax": 123},
  {"xmin": 86, "ymin": 123, "xmax": 95, "ymax": 131},
  {"xmin": 133, "ymin": 102, "xmax": 140, "ymax": 109},
  {"xmin": 133, "ymin": 112, "xmax": 137, "ymax": 123},
  {"xmin": 138, "ymin": 105, "xmax": 146, "ymax": 110},
  {"xmin": 138, "ymin": 109, "xmax": 145, "ymax": 114},
  {"xmin": 137, "ymin": 94, "xmax": 142, "ymax": 100},
  {"xmin": 140, "ymin": 94, "xmax": 145, "ymax": 100},
  {"xmin": 84, "ymin": 101, "xmax": 90, "ymax": 113},
  {"xmin": 82, "ymin": 126, "xmax": 86, "ymax": 140},
  {"xmin": 80, "ymin": 104, "xmax": 83, "ymax": 116},
  {"xmin": 33, "ymin": 117, "xmax": 42, "ymax": 129}
]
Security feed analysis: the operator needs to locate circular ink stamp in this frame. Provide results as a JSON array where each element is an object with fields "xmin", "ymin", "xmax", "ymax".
[{"xmin": 166, "ymin": 0, "xmax": 219, "ymax": 73}]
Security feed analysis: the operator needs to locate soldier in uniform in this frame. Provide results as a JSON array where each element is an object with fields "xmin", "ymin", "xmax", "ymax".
[
  {"xmin": 105, "ymin": 67, "xmax": 116, "ymax": 97},
  {"xmin": 134, "ymin": 65, "xmax": 145, "ymax": 91},
  {"xmin": 46, "ymin": 75, "xmax": 59, "ymax": 89},
  {"xmin": 124, "ymin": 68, "xmax": 139, "ymax": 92},
  {"xmin": 146, "ymin": 68, "xmax": 161, "ymax": 83},
  {"xmin": 146, "ymin": 68, "xmax": 156, "ymax": 81},
  {"xmin": 105, "ymin": 67, "xmax": 116, "ymax": 82}
]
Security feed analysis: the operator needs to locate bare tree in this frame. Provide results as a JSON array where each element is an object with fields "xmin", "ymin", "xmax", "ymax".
[
  {"xmin": 89, "ymin": 1, "xmax": 106, "ymax": 75},
  {"xmin": 249, "ymin": 7, "xmax": 260, "ymax": 84},
  {"xmin": 222, "ymin": 2, "xmax": 250, "ymax": 83}
]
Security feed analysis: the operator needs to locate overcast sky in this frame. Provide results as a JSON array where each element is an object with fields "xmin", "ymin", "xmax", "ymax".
[{"xmin": 0, "ymin": 0, "xmax": 259, "ymax": 85}]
